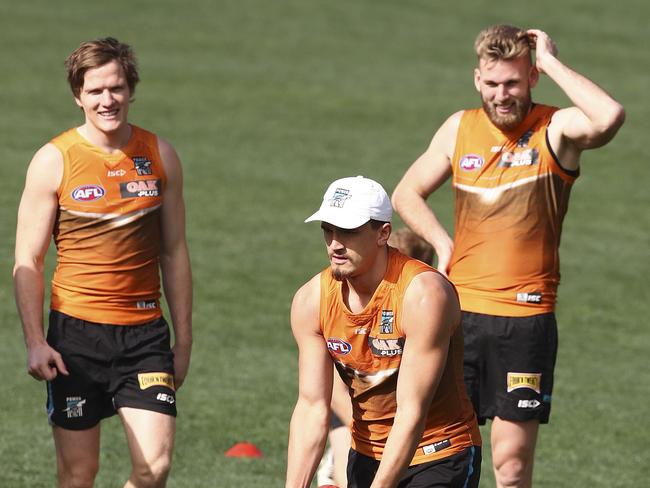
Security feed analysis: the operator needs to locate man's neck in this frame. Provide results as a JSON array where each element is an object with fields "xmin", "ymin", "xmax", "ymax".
[
  {"xmin": 343, "ymin": 247, "xmax": 389, "ymax": 313},
  {"xmin": 77, "ymin": 123, "xmax": 132, "ymax": 154}
]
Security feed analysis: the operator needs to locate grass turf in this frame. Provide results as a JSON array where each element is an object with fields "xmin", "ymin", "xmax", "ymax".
[{"xmin": 0, "ymin": 0, "xmax": 647, "ymax": 486}]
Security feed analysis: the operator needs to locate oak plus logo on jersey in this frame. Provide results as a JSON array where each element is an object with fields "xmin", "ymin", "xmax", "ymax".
[
  {"xmin": 327, "ymin": 338, "xmax": 352, "ymax": 355},
  {"xmin": 498, "ymin": 148, "xmax": 539, "ymax": 168},
  {"xmin": 71, "ymin": 185, "xmax": 105, "ymax": 202},
  {"xmin": 369, "ymin": 336, "xmax": 404, "ymax": 357},
  {"xmin": 120, "ymin": 179, "xmax": 161, "ymax": 198},
  {"xmin": 459, "ymin": 154, "xmax": 484, "ymax": 171}
]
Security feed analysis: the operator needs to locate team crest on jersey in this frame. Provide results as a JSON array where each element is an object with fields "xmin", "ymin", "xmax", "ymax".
[
  {"xmin": 517, "ymin": 130, "xmax": 533, "ymax": 147},
  {"xmin": 327, "ymin": 338, "xmax": 352, "ymax": 355},
  {"xmin": 497, "ymin": 148, "xmax": 539, "ymax": 168},
  {"xmin": 120, "ymin": 179, "xmax": 161, "ymax": 198},
  {"xmin": 133, "ymin": 156, "xmax": 153, "ymax": 176},
  {"xmin": 368, "ymin": 336, "xmax": 404, "ymax": 357},
  {"xmin": 328, "ymin": 188, "xmax": 351, "ymax": 208},
  {"xmin": 71, "ymin": 185, "xmax": 105, "ymax": 202},
  {"xmin": 380, "ymin": 310, "xmax": 394, "ymax": 334},
  {"xmin": 459, "ymin": 154, "xmax": 484, "ymax": 171}
]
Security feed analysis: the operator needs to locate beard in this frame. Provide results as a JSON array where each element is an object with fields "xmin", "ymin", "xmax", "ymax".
[
  {"xmin": 482, "ymin": 91, "xmax": 532, "ymax": 131},
  {"xmin": 332, "ymin": 267, "xmax": 346, "ymax": 281}
]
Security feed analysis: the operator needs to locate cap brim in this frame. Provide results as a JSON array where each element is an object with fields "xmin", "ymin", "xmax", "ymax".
[{"xmin": 304, "ymin": 209, "xmax": 370, "ymax": 229}]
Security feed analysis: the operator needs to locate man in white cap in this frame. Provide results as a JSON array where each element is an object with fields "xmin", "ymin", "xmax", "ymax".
[{"xmin": 285, "ymin": 176, "xmax": 481, "ymax": 488}]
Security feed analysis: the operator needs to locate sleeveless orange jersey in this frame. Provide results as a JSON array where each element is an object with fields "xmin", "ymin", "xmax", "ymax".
[
  {"xmin": 50, "ymin": 125, "xmax": 167, "ymax": 325},
  {"xmin": 448, "ymin": 104, "xmax": 578, "ymax": 317},
  {"xmin": 320, "ymin": 247, "xmax": 480, "ymax": 465}
]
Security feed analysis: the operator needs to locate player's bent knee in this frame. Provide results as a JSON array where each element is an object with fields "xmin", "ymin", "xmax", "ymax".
[
  {"xmin": 130, "ymin": 454, "xmax": 172, "ymax": 488},
  {"xmin": 58, "ymin": 464, "xmax": 99, "ymax": 488},
  {"xmin": 493, "ymin": 457, "xmax": 530, "ymax": 488}
]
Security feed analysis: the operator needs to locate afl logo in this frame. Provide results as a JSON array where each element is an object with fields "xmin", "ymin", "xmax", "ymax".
[
  {"xmin": 459, "ymin": 154, "xmax": 484, "ymax": 171},
  {"xmin": 71, "ymin": 185, "xmax": 105, "ymax": 201},
  {"xmin": 327, "ymin": 338, "xmax": 352, "ymax": 355}
]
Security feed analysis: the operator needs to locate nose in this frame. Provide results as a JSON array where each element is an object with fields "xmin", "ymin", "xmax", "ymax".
[
  {"xmin": 495, "ymin": 84, "xmax": 509, "ymax": 101},
  {"xmin": 99, "ymin": 89, "xmax": 114, "ymax": 106},
  {"xmin": 328, "ymin": 231, "xmax": 345, "ymax": 251}
]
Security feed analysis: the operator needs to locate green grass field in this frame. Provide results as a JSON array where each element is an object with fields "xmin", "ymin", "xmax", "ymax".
[{"xmin": 1, "ymin": 0, "xmax": 648, "ymax": 486}]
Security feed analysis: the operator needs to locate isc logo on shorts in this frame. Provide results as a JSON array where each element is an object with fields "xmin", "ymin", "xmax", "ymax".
[
  {"xmin": 327, "ymin": 338, "xmax": 352, "ymax": 355},
  {"xmin": 507, "ymin": 372, "xmax": 541, "ymax": 393}
]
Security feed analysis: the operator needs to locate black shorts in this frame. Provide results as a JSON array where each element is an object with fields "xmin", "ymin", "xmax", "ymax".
[
  {"xmin": 347, "ymin": 446, "xmax": 481, "ymax": 488},
  {"xmin": 46, "ymin": 310, "xmax": 177, "ymax": 430},
  {"xmin": 462, "ymin": 311, "xmax": 558, "ymax": 425}
]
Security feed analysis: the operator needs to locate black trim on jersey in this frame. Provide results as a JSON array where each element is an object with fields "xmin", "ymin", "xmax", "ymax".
[{"xmin": 545, "ymin": 129, "xmax": 580, "ymax": 177}]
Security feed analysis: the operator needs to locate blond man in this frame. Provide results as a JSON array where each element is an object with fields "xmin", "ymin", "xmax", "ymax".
[{"xmin": 393, "ymin": 25, "xmax": 624, "ymax": 487}]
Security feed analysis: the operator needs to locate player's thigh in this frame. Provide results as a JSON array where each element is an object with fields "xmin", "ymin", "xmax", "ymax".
[
  {"xmin": 53, "ymin": 424, "xmax": 101, "ymax": 475},
  {"xmin": 119, "ymin": 407, "xmax": 176, "ymax": 467},
  {"xmin": 490, "ymin": 417, "xmax": 539, "ymax": 462}
]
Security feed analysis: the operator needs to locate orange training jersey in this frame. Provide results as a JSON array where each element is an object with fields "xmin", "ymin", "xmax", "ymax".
[
  {"xmin": 448, "ymin": 104, "xmax": 578, "ymax": 317},
  {"xmin": 50, "ymin": 125, "xmax": 166, "ymax": 325},
  {"xmin": 320, "ymin": 247, "xmax": 480, "ymax": 465}
]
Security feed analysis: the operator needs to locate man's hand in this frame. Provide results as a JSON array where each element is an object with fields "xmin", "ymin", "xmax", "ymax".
[
  {"xmin": 527, "ymin": 29, "xmax": 558, "ymax": 74},
  {"xmin": 433, "ymin": 234, "xmax": 454, "ymax": 277},
  {"xmin": 27, "ymin": 342, "xmax": 68, "ymax": 381},
  {"xmin": 172, "ymin": 341, "xmax": 192, "ymax": 390}
]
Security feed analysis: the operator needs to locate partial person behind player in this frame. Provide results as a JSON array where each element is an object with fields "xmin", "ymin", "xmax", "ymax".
[
  {"xmin": 14, "ymin": 37, "xmax": 192, "ymax": 488},
  {"xmin": 392, "ymin": 25, "xmax": 624, "ymax": 488},
  {"xmin": 317, "ymin": 227, "xmax": 435, "ymax": 488},
  {"xmin": 286, "ymin": 176, "xmax": 480, "ymax": 488}
]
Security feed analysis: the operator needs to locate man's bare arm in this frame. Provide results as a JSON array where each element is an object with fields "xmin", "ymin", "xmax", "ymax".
[
  {"xmin": 158, "ymin": 137, "xmax": 193, "ymax": 390},
  {"xmin": 392, "ymin": 112, "xmax": 462, "ymax": 275},
  {"xmin": 286, "ymin": 275, "xmax": 333, "ymax": 488},
  {"xmin": 370, "ymin": 272, "xmax": 460, "ymax": 488},
  {"xmin": 14, "ymin": 144, "xmax": 68, "ymax": 380},
  {"xmin": 529, "ymin": 29, "xmax": 625, "ymax": 169}
]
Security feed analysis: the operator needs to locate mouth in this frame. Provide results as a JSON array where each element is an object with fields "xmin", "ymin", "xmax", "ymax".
[
  {"xmin": 494, "ymin": 103, "xmax": 514, "ymax": 115},
  {"xmin": 330, "ymin": 254, "xmax": 348, "ymax": 265},
  {"xmin": 98, "ymin": 108, "xmax": 119, "ymax": 119}
]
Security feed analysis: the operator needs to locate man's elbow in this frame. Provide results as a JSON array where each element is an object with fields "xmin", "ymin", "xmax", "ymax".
[
  {"xmin": 598, "ymin": 102, "xmax": 626, "ymax": 140},
  {"xmin": 391, "ymin": 183, "xmax": 411, "ymax": 216}
]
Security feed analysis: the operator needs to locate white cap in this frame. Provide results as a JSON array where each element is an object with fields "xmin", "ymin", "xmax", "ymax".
[{"xmin": 304, "ymin": 176, "xmax": 392, "ymax": 229}]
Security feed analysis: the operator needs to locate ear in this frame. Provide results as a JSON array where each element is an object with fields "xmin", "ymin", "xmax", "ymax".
[
  {"xmin": 473, "ymin": 68, "xmax": 482, "ymax": 92},
  {"xmin": 74, "ymin": 96, "xmax": 83, "ymax": 108},
  {"xmin": 377, "ymin": 223, "xmax": 392, "ymax": 246},
  {"xmin": 529, "ymin": 66, "xmax": 539, "ymax": 88}
]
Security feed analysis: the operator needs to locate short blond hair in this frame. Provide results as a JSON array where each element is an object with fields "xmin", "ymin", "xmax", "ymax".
[
  {"xmin": 388, "ymin": 228, "xmax": 434, "ymax": 265},
  {"xmin": 474, "ymin": 24, "xmax": 531, "ymax": 63}
]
